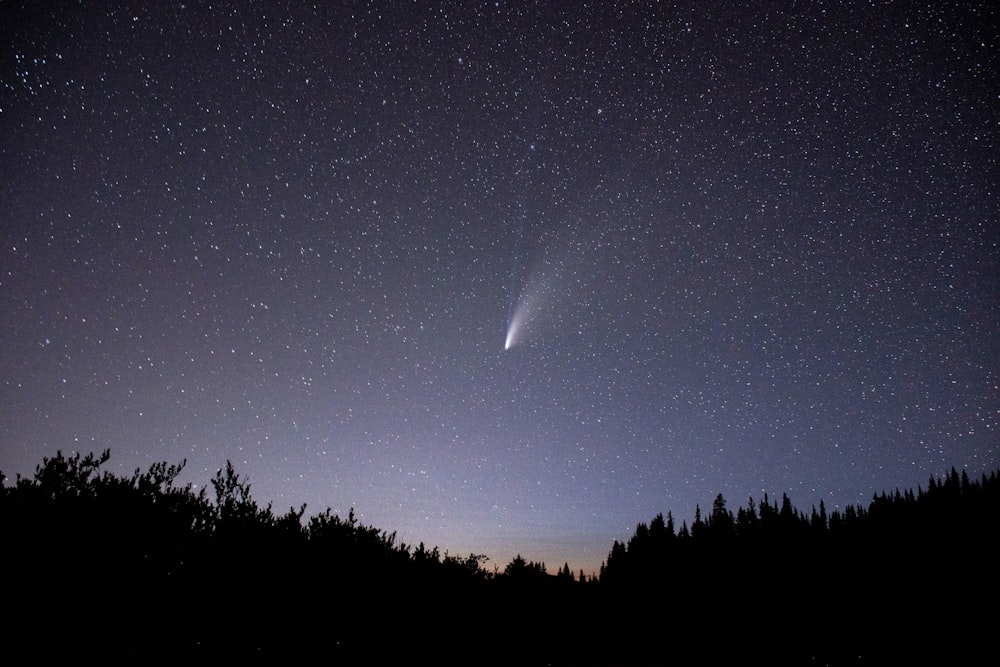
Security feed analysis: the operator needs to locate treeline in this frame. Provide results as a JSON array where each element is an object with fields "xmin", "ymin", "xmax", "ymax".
[
  {"xmin": 2, "ymin": 451, "xmax": 996, "ymax": 663},
  {"xmin": 1, "ymin": 451, "xmax": 487, "ymax": 658},
  {"xmin": 596, "ymin": 467, "xmax": 998, "ymax": 662},
  {"xmin": 0, "ymin": 450, "xmax": 584, "ymax": 660},
  {"xmin": 600, "ymin": 466, "xmax": 999, "ymax": 586}
]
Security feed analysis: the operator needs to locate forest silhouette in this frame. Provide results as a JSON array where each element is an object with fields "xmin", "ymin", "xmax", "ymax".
[{"xmin": 2, "ymin": 450, "xmax": 995, "ymax": 663}]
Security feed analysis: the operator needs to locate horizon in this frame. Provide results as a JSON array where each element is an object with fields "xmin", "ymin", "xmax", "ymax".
[{"xmin": 2, "ymin": 448, "xmax": 986, "ymax": 578}]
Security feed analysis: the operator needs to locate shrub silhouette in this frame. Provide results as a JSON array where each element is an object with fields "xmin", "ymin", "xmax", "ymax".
[{"xmin": 2, "ymin": 452, "xmax": 995, "ymax": 663}]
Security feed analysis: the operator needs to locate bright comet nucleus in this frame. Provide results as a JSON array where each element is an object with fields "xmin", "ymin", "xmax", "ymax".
[
  {"xmin": 504, "ymin": 320, "xmax": 517, "ymax": 350},
  {"xmin": 504, "ymin": 303, "xmax": 527, "ymax": 350}
]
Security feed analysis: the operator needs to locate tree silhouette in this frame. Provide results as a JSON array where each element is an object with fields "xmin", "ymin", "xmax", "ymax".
[{"xmin": 2, "ymin": 450, "xmax": 996, "ymax": 663}]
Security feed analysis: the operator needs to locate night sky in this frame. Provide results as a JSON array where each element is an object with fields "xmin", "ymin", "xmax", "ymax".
[{"xmin": 2, "ymin": 1, "xmax": 997, "ymax": 575}]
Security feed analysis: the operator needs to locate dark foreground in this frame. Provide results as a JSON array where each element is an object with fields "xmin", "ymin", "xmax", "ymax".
[{"xmin": 4, "ymin": 452, "xmax": 994, "ymax": 664}]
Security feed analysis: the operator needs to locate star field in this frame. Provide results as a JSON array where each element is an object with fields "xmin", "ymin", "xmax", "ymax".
[{"xmin": 2, "ymin": 1, "xmax": 997, "ymax": 575}]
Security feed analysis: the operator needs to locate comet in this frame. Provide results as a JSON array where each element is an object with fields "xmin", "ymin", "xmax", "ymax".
[
  {"xmin": 503, "ymin": 290, "xmax": 537, "ymax": 351},
  {"xmin": 503, "ymin": 232, "xmax": 569, "ymax": 351}
]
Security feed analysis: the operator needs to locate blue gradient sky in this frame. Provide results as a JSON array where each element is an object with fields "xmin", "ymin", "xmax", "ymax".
[{"xmin": 2, "ymin": 1, "xmax": 997, "ymax": 575}]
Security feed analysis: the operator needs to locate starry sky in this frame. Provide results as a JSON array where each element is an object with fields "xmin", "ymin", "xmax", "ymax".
[{"xmin": 2, "ymin": 1, "xmax": 997, "ymax": 575}]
